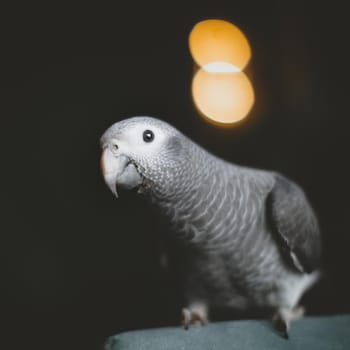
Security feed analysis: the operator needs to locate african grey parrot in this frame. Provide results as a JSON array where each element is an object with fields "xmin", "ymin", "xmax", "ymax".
[{"xmin": 100, "ymin": 116, "xmax": 321, "ymax": 337}]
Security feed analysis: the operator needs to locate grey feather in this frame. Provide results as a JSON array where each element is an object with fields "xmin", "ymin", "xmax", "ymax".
[{"xmin": 266, "ymin": 174, "xmax": 321, "ymax": 273}]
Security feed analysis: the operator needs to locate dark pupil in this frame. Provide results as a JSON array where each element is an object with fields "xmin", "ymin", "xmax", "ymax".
[{"xmin": 143, "ymin": 130, "xmax": 154, "ymax": 142}]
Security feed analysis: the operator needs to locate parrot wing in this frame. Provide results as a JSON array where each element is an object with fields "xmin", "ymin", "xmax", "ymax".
[{"xmin": 267, "ymin": 174, "xmax": 321, "ymax": 273}]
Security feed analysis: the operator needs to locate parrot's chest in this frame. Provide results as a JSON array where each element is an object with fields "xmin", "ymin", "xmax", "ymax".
[
  {"xmin": 156, "ymin": 169, "xmax": 287, "ymax": 307},
  {"xmin": 180, "ymin": 231, "xmax": 286, "ymax": 309}
]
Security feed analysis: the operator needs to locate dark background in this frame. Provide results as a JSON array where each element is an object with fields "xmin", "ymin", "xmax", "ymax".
[{"xmin": 2, "ymin": 1, "xmax": 350, "ymax": 349}]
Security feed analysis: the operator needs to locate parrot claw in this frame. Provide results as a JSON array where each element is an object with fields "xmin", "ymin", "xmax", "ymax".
[
  {"xmin": 273, "ymin": 316, "xmax": 289, "ymax": 339},
  {"xmin": 181, "ymin": 307, "xmax": 208, "ymax": 329},
  {"xmin": 273, "ymin": 306, "xmax": 305, "ymax": 339}
]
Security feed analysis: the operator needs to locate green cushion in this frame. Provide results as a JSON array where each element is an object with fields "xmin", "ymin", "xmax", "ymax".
[{"xmin": 105, "ymin": 314, "xmax": 350, "ymax": 350}]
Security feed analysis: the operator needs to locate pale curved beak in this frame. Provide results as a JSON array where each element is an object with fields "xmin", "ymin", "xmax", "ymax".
[
  {"xmin": 101, "ymin": 148, "xmax": 125, "ymax": 197},
  {"xmin": 100, "ymin": 148, "xmax": 143, "ymax": 198}
]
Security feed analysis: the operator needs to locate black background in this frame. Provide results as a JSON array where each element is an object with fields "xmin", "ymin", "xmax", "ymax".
[{"xmin": 2, "ymin": 1, "xmax": 350, "ymax": 349}]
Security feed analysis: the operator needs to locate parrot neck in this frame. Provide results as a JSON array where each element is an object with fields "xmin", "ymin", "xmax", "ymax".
[
  {"xmin": 148, "ymin": 141, "xmax": 217, "ymax": 202},
  {"xmin": 144, "ymin": 143, "xmax": 245, "ymax": 244}
]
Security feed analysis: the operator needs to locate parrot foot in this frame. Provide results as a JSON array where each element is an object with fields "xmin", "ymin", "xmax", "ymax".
[
  {"xmin": 273, "ymin": 306, "xmax": 305, "ymax": 339},
  {"xmin": 181, "ymin": 303, "xmax": 208, "ymax": 329}
]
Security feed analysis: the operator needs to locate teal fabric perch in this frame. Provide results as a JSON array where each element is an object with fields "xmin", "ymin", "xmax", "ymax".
[{"xmin": 105, "ymin": 314, "xmax": 350, "ymax": 350}]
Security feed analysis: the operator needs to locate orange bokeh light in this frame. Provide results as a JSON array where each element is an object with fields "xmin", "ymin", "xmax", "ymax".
[
  {"xmin": 192, "ymin": 69, "xmax": 255, "ymax": 124},
  {"xmin": 189, "ymin": 19, "xmax": 251, "ymax": 72}
]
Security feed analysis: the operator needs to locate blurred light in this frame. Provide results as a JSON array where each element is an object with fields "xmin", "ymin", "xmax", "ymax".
[
  {"xmin": 192, "ymin": 69, "xmax": 254, "ymax": 124},
  {"xmin": 189, "ymin": 19, "xmax": 251, "ymax": 72},
  {"xmin": 203, "ymin": 61, "xmax": 240, "ymax": 73},
  {"xmin": 189, "ymin": 19, "xmax": 254, "ymax": 125}
]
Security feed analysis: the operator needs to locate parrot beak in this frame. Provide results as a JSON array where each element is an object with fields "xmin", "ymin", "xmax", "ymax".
[
  {"xmin": 101, "ymin": 148, "xmax": 127, "ymax": 198},
  {"xmin": 100, "ymin": 147, "xmax": 143, "ymax": 198}
]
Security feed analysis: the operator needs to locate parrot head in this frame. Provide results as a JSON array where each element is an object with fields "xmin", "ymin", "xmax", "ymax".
[{"xmin": 100, "ymin": 116, "xmax": 184, "ymax": 197}]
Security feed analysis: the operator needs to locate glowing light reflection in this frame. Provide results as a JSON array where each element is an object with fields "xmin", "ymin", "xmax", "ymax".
[
  {"xmin": 189, "ymin": 19, "xmax": 251, "ymax": 72},
  {"xmin": 192, "ymin": 69, "xmax": 255, "ymax": 125},
  {"xmin": 203, "ymin": 61, "xmax": 240, "ymax": 73},
  {"xmin": 189, "ymin": 19, "xmax": 254, "ymax": 125}
]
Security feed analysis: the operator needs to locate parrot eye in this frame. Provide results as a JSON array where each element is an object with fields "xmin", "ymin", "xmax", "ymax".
[{"xmin": 143, "ymin": 130, "xmax": 154, "ymax": 143}]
